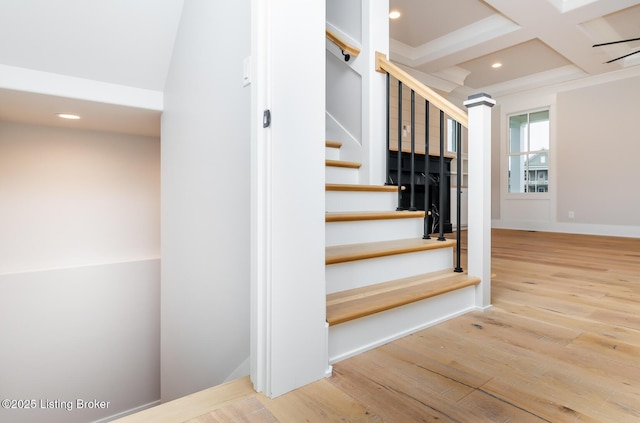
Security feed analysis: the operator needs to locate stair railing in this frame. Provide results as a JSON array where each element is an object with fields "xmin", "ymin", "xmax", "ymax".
[
  {"xmin": 325, "ymin": 28, "xmax": 361, "ymax": 62},
  {"xmin": 376, "ymin": 52, "xmax": 467, "ymax": 273}
]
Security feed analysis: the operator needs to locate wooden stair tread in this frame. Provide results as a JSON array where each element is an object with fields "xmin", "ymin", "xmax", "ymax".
[
  {"xmin": 326, "ymin": 210, "xmax": 425, "ymax": 222},
  {"xmin": 326, "ymin": 183, "xmax": 399, "ymax": 192},
  {"xmin": 326, "ymin": 140, "xmax": 342, "ymax": 149},
  {"xmin": 326, "ymin": 159, "xmax": 361, "ymax": 169},
  {"xmin": 326, "ymin": 237, "xmax": 456, "ymax": 265},
  {"xmin": 327, "ymin": 270, "xmax": 480, "ymax": 325}
]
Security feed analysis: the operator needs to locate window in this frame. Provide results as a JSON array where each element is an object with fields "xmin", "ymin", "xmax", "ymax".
[
  {"xmin": 508, "ymin": 110, "xmax": 549, "ymax": 193},
  {"xmin": 446, "ymin": 118, "xmax": 457, "ymax": 153}
]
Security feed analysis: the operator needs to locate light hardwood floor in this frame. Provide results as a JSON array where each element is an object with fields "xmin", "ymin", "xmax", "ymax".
[{"xmin": 117, "ymin": 229, "xmax": 640, "ymax": 423}]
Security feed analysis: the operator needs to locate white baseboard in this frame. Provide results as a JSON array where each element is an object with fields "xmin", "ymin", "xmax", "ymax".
[
  {"xmin": 492, "ymin": 219, "xmax": 640, "ymax": 238},
  {"xmin": 324, "ymin": 321, "xmax": 333, "ymax": 377},
  {"xmin": 92, "ymin": 400, "xmax": 161, "ymax": 423},
  {"xmin": 325, "ymin": 364, "xmax": 334, "ymax": 378},
  {"xmin": 475, "ymin": 304, "xmax": 494, "ymax": 312}
]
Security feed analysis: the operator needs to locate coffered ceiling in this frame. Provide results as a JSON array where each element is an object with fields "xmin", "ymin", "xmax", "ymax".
[{"xmin": 389, "ymin": 0, "xmax": 640, "ymax": 97}]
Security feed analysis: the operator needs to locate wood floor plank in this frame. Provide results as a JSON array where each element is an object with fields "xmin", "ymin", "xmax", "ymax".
[
  {"xmin": 454, "ymin": 389, "xmax": 550, "ymax": 423},
  {"xmin": 588, "ymin": 308, "xmax": 640, "ymax": 331},
  {"xmin": 436, "ymin": 316, "xmax": 640, "ymax": 415},
  {"xmin": 347, "ymin": 346, "xmax": 476, "ymax": 403},
  {"xmin": 186, "ymin": 397, "xmax": 277, "ymax": 423},
  {"xmin": 379, "ymin": 340, "xmax": 494, "ymax": 389},
  {"xmin": 258, "ymin": 379, "xmax": 382, "ymax": 423},
  {"xmin": 331, "ymin": 345, "xmax": 549, "ymax": 423},
  {"xmin": 492, "ymin": 303, "xmax": 640, "ymax": 348},
  {"xmin": 329, "ymin": 364, "xmax": 462, "ymax": 422}
]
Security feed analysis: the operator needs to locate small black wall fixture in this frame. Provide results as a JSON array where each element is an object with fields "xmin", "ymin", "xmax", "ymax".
[{"xmin": 341, "ymin": 50, "xmax": 351, "ymax": 62}]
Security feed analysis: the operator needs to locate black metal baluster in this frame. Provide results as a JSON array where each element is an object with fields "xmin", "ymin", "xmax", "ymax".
[
  {"xmin": 409, "ymin": 90, "xmax": 416, "ymax": 211},
  {"xmin": 423, "ymin": 100, "xmax": 430, "ymax": 239},
  {"xmin": 438, "ymin": 110, "xmax": 446, "ymax": 241},
  {"xmin": 385, "ymin": 74, "xmax": 390, "ymax": 184},
  {"xmin": 396, "ymin": 81, "xmax": 403, "ymax": 210},
  {"xmin": 455, "ymin": 121, "xmax": 463, "ymax": 272}
]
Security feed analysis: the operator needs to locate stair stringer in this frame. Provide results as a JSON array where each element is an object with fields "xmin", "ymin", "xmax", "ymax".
[
  {"xmin": 328, "ymin": 285, "xmax": 476, "ymax": 363},
  {"xmin": 326, "ymin": 111, "xmax": 361, "ymax": 165}
]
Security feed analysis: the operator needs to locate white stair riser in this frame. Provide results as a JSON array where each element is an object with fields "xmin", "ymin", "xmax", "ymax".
[
  {"xmin": 326, "ymin": 218, "xmax": 423, "ymax": 247},
  {"xmin": 326, "ymin": 247, "xmax": 453, "ymax": 294},
  {"xmin": 329, "ymin": 285, "xmax": 476, "ymax": 363},
  {"xmin": 325, "ymin": 146, "xmax": 340, "ymax": 160},
  {"xmin": 326, "ymin": 190, "xmax": 397, "ymax": 213},
  {"xmin": 326, "ymin": 166, "xmax": 359, "ymax": 184}
]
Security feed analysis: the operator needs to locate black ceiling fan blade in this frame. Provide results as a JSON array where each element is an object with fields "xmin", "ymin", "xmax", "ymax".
[
  {"xmin": 605, "ymin": 48, "xmax": 640, "ymax": 64},
  {"xmin": 593, "ymin": 36, "xmax": 640, "ymax": 47}
]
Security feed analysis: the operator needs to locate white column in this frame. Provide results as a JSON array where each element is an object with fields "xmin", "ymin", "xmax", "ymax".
[
  {"xmin": 361, "ymin": 0, "xmax": 389, "ymax": 185},
  {"xmin": 251, "ymin": 0, "xmax": 328, "ymax": 398},
  {"xmin": 464, "ymin": 93, "xmax": 496, "ymax": 309}
]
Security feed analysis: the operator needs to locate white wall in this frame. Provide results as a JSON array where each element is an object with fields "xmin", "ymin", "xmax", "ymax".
[
  {"xmin": 0, "ymin": 122, "xmax": 160, "ymax": 423},
  {"xmin": 326, "ymin": 0, "xmax": 361, "ymax": 42},
  {"xmin": 493, "ymin": 71, "xmax": 640, "ymax": 237},
  {"xmin": 161, "ymin": 0, "xmax": 251, "ymax": 402},
  {"xmin": 325, "ymin": 0, "xmax": 364, "ymax": 166},
  {"xmin": 556, "ymin": 75, "xmax": 640, "ymax": 229},
  {"xmin": 326, "ymin": 51, "xmax": 362, "ymax": 146},
  {"xmin": 325, "ymin": 0, "xmax": 389, "ymax": 184},
  {"xmin": 0, "ymin": 123, "xmax": 160, "ymax": 272}
]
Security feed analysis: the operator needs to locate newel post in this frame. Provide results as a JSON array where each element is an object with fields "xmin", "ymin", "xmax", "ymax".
[{"xmin": 464, "ymin": 93, "xmax": 495, "ymax": 309}]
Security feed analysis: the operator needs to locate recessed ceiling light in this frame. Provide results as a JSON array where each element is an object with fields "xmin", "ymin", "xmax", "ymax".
[
  {"xmin": 491, "ymin": 62, "xmax": 503, "ymax": 69},
  {"xmin": 57, "ymin": 113, "xmax": 81, "ymax": 120},
  {"xmin": 389, "ymin": 10, "xmax": 401, "ymax": 19}
]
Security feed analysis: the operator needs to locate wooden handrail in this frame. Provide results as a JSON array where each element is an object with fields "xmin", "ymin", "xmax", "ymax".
[
  {"xmin": 375, "ymin": 52, "xmax": 468, "ymax": 128},
  {"xmin": 326, "ymin": 29, "xmax": 361, "ymax": 60}
]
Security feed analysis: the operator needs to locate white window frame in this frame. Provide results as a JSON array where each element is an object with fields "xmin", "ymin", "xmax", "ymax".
[{"xmin": 506, "ymin": 107, "xmax": 551, "ymax": 198}]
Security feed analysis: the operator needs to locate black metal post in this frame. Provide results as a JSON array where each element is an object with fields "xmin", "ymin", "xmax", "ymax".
[
  {"xmin": 385, "ymin": 74, "xmax": 390, "ymax": 184},
  {"xmin": 438, "ymin": 110, "xmax": 446, "ymax": 241},
  {"xmin": 454, "ymin": 121, "xmax": 463, "ymax": 272},
  {"xmin": 423, "ymin": 100, "xmax": 431, "ymax": 239},
  {"xmin": 409, "ymin": 90, "xmax": 416, "ymax": 211},
  {"xmin": 396, "ymin": 81, "xmax": 403, "ymax": 210}
]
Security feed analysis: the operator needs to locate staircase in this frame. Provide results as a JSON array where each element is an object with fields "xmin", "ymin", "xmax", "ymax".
[{"xmin": 325, "ymin": 141, "xmax": 480, "ymax": 363}]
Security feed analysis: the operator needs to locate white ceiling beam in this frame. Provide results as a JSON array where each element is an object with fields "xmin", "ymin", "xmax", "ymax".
[
  {"xmin": 391, "ymin": 14, "xmax": 524, "ymax": 70},
  {"xmin": 0, "ymin": 65, "xmax": 163, "ymax": 111},
  {"xmin": 483, "ymin": 0, "xmax": 635, "ymax": 75}
]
